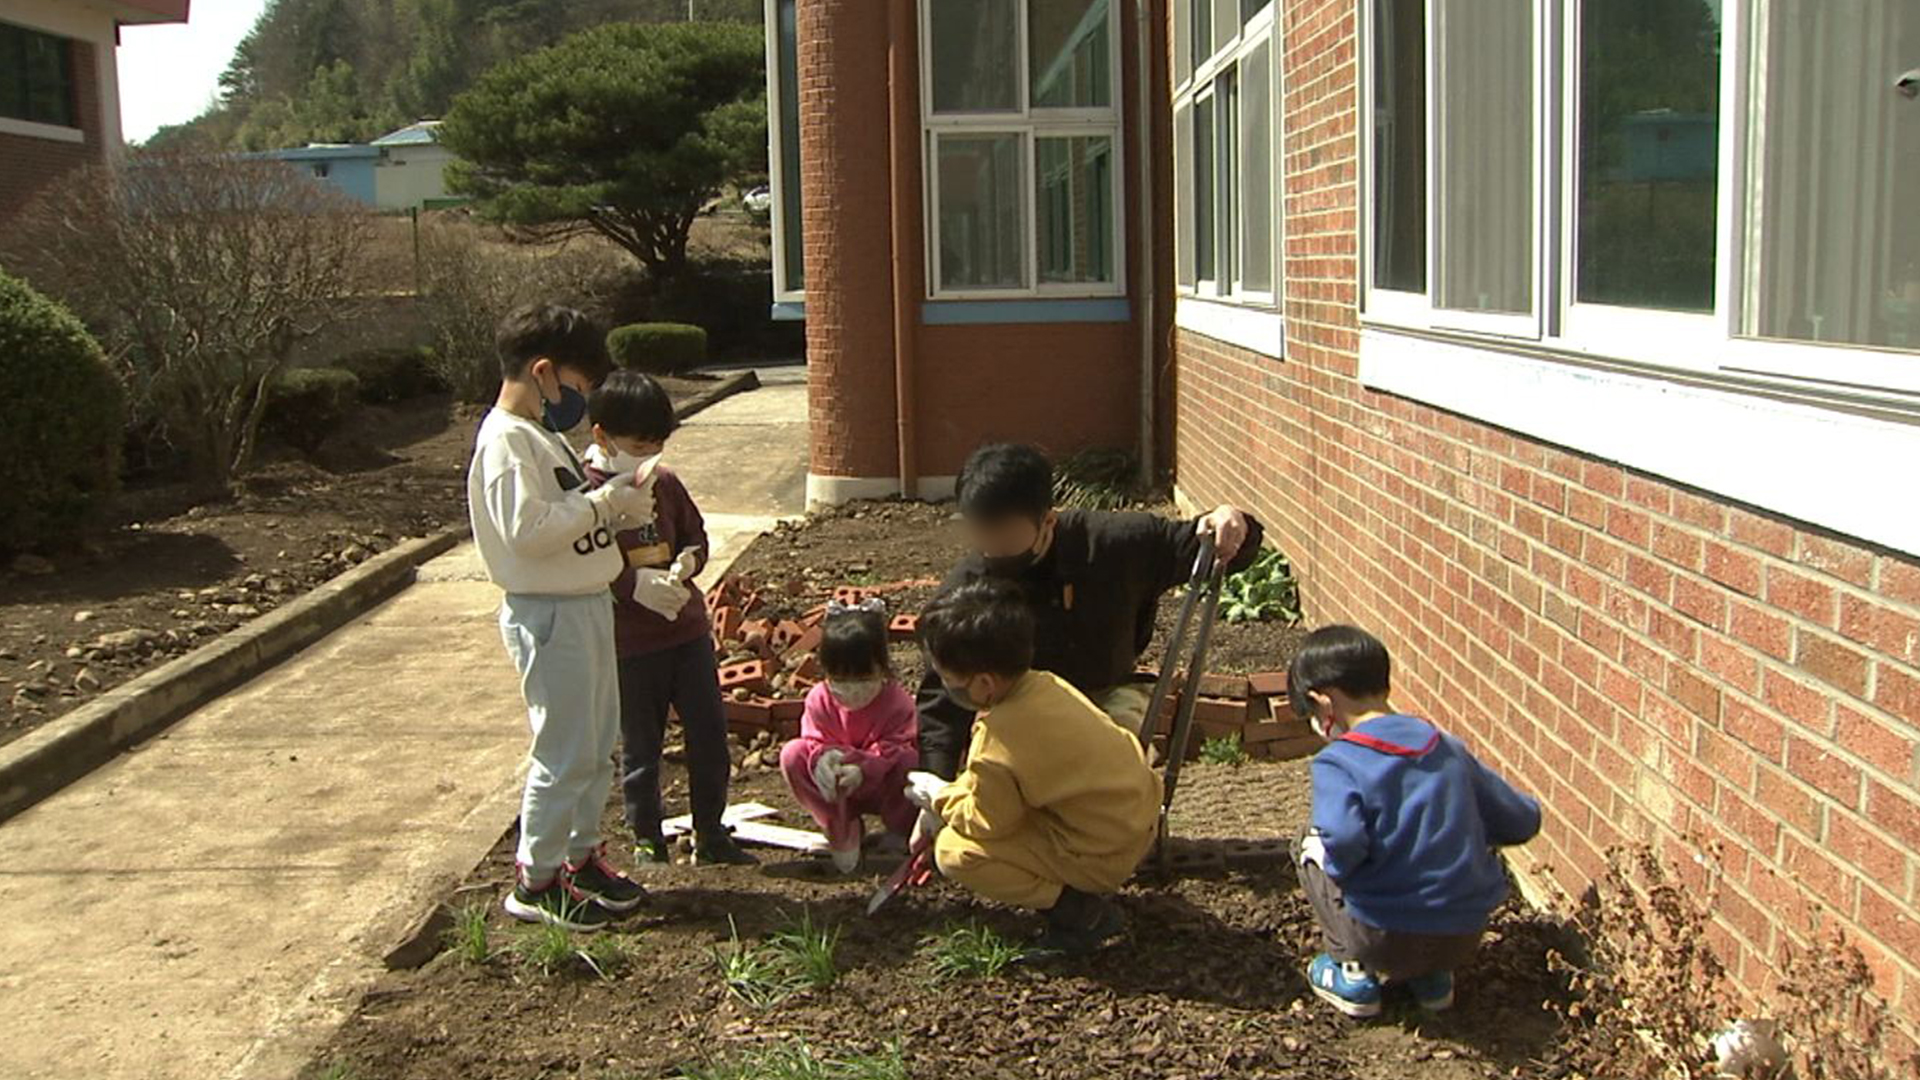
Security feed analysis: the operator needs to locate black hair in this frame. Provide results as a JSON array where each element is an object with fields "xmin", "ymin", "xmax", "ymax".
[
  {"xmin": 495, "ymin": 303, "xmax": 612, "ymax": 382},
  {"xmin": 956, "ymin": 443, "xmax": 1054, "ymax": 523},
  {"xmin": 589, "ymin": 369, "xmax": 679, "ymax": 442},
  {"xmin": 917, "ymin": 579, "xmax": 1035, "ymax": 680},
  {"xmin": 818, "ymin": 606, "xmax": 891, "ymax": 680},
  {"xmin": 1287, "ymin": 625, "xmax": 1392, "ymax": 719}
]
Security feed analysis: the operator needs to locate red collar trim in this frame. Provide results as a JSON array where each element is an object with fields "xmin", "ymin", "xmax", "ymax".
[{"xmin": 1338, "ymin": 724, "xmax": 1441, "ymax": 757}]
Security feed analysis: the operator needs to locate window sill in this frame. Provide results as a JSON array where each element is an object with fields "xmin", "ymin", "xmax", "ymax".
[
  {"xmin": 1358, "ymin": 325, "xmax": 1920, "ymax": 558},
  {"xmin": 1175, "ymin": 298, "xmax": 1284, "ymax": 358},
  {"xmin": 0, "ymin": 117, "xmax": 85, "ymax": 144},
  {"xmin": 770, "ymin": 300, "xmax": 805, "ymax": 322},
  {"xmin": 922, "ymin": 298, "xmax": 1130, "ymax": 325}
]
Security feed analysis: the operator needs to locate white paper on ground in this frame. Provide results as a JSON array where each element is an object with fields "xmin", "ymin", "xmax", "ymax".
[{"xmin": 660, "ymin": 801, "xmax": 780, "ymax": 837}]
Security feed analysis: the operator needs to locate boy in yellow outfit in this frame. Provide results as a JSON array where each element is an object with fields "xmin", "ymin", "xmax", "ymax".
[{"xmin": 905, "ymin": 580, "xmax": 1162, "ymax": 954}]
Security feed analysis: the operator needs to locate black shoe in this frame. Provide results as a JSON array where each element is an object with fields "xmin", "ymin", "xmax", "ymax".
[
  {"xmin": 502, "ymin": 873, "xmax": 616, "ymax": 932},
  {"xmin": 692, "ymin": 828, "xmax": 760, "ymax": 866},
  {"xmin": 1033, "ymin": 888, "xmax": 1125, "ymax": 956},
  {"xmin": 632, "ymin": 833, "xmax": 672, "ymax": 865},
  {"xmin": 565, "ymin": 845, "xmax": 647, "ymax": 912}
]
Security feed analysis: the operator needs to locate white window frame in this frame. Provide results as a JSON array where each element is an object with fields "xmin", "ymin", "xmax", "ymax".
[
  {"xmin": 1360, "ymin": 0, "xmax": 1920, "ymax": 401},
  {"xmin": 919, "ymin": 0, "xmax": 1126, "ymax": 301},
  {"xmin": 1359, "ymin": 0, "xmax": 1920, "ymax": 557},
  {"xmin": 764, "ymin": 0, "xmax": 804, "ymax": 305},
  {"xmin": 1174, "ymin": 1, "xmax": 1284, "ymax": 357}
]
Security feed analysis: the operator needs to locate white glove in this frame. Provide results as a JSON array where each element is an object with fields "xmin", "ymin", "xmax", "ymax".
[
  {"xmin": 666, "ymin": 548, "xmax": 700, "ymax": 585},
  {"xmin": 586, "ymin": 469, "xmax": 656, "ymax": 526},
  {"xmin": 910, "ymin": 807, "xmax": 944, "ymax": 849},
  {"xmin": 812, "ymin": 749, "xmax": 848, "ymax": 801},
  {"xmin": 632, "ymin": 567, "xmax": 687, "ymax": 619},
  {"xmin": 903, "ymin": 770, "xmax": 950, "ymax": 812},
  {"xmin": 1298, "ymin": 829, "xmax": 1328, "ymax": 871}
]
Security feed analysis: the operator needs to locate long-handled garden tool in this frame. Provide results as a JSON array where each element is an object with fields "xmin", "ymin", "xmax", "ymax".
[{"xmin": 1133, "ymin": 536, "xmax": 1227, "ymax": 873}]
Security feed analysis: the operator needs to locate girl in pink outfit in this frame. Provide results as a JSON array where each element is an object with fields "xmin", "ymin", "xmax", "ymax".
[{"xmin": 779, "ymin": 600, "xmax": 919, "ymax": 873}]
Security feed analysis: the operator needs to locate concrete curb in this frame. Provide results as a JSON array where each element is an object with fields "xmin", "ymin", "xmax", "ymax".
[
  {"xmin": 675, "ymin": 368, "xmax": 761, "ymax": 421},
  {"xmin": 0, "ymin": 527, "xmax": 468, "ymax": 826}
]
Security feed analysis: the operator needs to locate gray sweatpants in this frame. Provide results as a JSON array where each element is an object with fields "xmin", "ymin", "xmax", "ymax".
[
  {"xmin": 500, "ymin": 592, "xmax": 620, "ymax": 883},
  {"xmin": 1300, "ymin": 858, "xmax": 1483, "ymax": 980}
]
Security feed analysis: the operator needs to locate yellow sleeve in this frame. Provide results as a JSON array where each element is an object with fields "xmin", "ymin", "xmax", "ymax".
[{"xmin": 933, "ymin": 760, "xmax": 1027, "ymax": 841}]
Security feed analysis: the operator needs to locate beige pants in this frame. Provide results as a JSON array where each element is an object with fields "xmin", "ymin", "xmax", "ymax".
[{"xmin": 935, "ymin": 822, "xmax": 1155, "ymax": 911}]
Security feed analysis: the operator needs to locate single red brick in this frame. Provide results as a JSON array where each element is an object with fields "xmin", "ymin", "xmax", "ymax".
[
  {"xmin": 1873, "ymin": 663, "xmax": 1920, "ymax": 722},
  {"xmin": 761, "ymin": 696, "xmax": 805, "ymax": 724},
  {"xmin": 771, "ymin": 620, "xmax": 807, "ymax": 652},
  {"xmin": 1727, "ymin": 508, "xmax": 1795, "ymax": 558},
  {"xmin": 888, "ymin": 612, "xmax": 919, "ymax": 640},
  {"xmin": 713, "ymin": 606, "xmax": 744, "ymax": 642},
  {"xmin": 1704, "ymin": 542, "xmax": 1764, "ymax": 598},
  {"xmin": 1792, "ymin": 632, "xmax": 1870, "ymax": 698},
  {"xmin": 1785, "ymin": 734, "xmax": 1861, "ymax": 808},
  {"xmin": 1650, "ymin": 522, "xmax": 1703, "ymax": 569},
  {"xmin": 718, "ymin": 659, "xmax": 771, "ymax": 694},
  {"xmin": 722, "ymin": 697, "xmax": 771, "ymax": 727},
  {"xmin": 1190, "ymin": 696, "xmax": 1250, "ymax": 726},
  {"xmin": 792, "ymin": 653, "xmax": 822, "ymax": 681},
  {"xmin": 1247, "ymin": 671, "xmax": 1290, "ymax": 698},
  {"xmin": 1729, "ymin": 601, "xmax": 1793, "ymax": 661},
  {"xmin": 832, "ymin": 586, "xmax": 870, "ymax": 606},
  {"xmin": 1722, "ymin": 696, "xmax": 1784, "ymax": 761},
  {"xmin": 1764, "ymin": 566, "xmax": 1838, "ymax": 627},
  {"xmin": 1866, "ymin": 780, "xmax": 1920, "ymax": 852},
  {"xmin": 1856, "ymin": 886, "xmax": 1920, "ymax": 964},
  {"xmin": 1763, "ymin": 670, "xmax": 1834, "ymax": 736},
  {"xmin": 1196, "ymin": 672, "xmax": 1251, "ymax": 699},
  {"xmin": 1827, "ymin": 813, "xmax": 1905, "ymax": 886},
  {"xmin": 1673, "ymin": 576, "xmax": 1727, "ymax": 629},
  {"xmin": 785, "ymin": 624, "xmax": 824, "ymax": 658},
  {"xmin": 1755, "ymin": 766, "xmax": 1825, "ymax": 839},
  {"xmin": 1795, "ymin": 534, "xmax": 1873, "ymax": 587},
  {"xmin": 1668, "ymin": 665, "xmax": 1723, "ymax": 723},
  {"xmin": 1833, "ymin": 703, "xmax": 1917, "ymax": 784},
  {"xmin": 1879, "ymin": 556, "xmax": 1920, "ymax": 608},
  {"xmin": 1838, "ymin": 594, "xmax": 1920, "ymax": 665}
]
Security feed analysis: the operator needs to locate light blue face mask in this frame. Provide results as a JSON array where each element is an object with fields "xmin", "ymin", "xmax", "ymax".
[
  {"xmin": 541, "ymin": 384, "xmax": 588, "ymax": 433},
  {"xmin": 943, "ymin": 679, "xmax": 985, "ymax": 714}
]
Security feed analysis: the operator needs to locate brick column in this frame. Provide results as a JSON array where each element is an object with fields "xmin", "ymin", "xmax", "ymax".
[{"xmin": 797, "ymin": 0, "xmax": 902, "ymax": 494}]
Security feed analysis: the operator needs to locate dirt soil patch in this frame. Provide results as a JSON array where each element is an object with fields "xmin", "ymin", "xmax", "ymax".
[
  {"xmin": 0, "ymin": 379, "xmax": 718, "ymax": 749},
  {"xmin": 724, "ymin": 499, "xmax": 1311, "ymax": 688},
  {"xmin": 308, "ymin": 761, "xmax": 1581, "ymax": 1080},
  {"xmin": 306, "ymin": 499, "xmax": 1597, "ymax": 1080}
]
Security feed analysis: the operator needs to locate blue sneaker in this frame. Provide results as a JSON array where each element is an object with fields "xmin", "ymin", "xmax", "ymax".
[
  {"xmin": 1308, "ymin": 953, "xmax": 1383, "ymax": 1018},
  {"xmin": 1406, "ymin": 969, "xmax": 1455, "ymax": 1012}
]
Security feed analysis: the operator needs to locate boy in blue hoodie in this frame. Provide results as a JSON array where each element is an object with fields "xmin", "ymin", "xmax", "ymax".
[{"xmin": 1289, "ymin": 626, "xmax": 1542, "ymax": 1018}]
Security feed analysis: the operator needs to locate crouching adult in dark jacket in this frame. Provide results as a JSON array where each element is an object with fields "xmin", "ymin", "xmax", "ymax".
[{"xmin": 915, "ymin": 443, "xmax": 1266, "ymax": 781}]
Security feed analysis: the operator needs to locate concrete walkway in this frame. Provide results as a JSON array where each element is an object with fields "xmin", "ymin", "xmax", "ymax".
[{"xmin": 0, "ymin": 367, "xmax": 807, "ymax": 1080}]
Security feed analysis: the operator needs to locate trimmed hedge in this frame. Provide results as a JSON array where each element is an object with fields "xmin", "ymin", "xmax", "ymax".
[
  {"xmin": 333, "ymin": 346, "xmax": 445, "ymax": 403},
  {"xmin": 607, "ymin": 322, "xmax": 707, "ymax": 374},
  {"xmin": 0, "ymin": 269, "xmax": 123, "ymax": 552},
  {"xmin": 266, "ymin": 367, "xmax": 360, "ymax": 453}
]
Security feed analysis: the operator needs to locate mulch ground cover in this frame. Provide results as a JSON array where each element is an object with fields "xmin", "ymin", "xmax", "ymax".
[
  {"xmin": 306, "ymin": 501, "xmax": 1611, "ymax": 1080},
  {"xmin": 0, "ymin": 378, "xmax": 715, "ymax": 750}
]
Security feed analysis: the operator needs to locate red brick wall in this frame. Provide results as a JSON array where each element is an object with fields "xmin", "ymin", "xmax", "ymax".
[
  {"xmin": 1172, "ymin": 0, "xmax": 1920, "ymax": 1044},
  {"xmin": 0, "ymin": 39, "xmax": 104, "ymax": 223},
  {"xmin": 798, "ymin": 0, "xmax": 1155, "ymax": 487}
]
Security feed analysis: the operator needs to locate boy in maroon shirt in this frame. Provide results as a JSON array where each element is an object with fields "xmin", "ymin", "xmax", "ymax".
[{"xmin": 584, "ymin": 371, "xmax": 755, "ymax": 866}]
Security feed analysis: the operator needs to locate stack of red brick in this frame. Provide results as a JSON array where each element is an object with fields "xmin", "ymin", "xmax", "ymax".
[
  {"xmin": 706, "ymin": 576, "xmax": 924, "ymax": 740},
  {"xmin": 1140, "ymin": 670, "xmax": 1318, "ymax": 762}
]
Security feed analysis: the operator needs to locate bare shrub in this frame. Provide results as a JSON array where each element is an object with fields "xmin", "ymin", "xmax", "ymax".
[
  {"xmin": 1771, "ymin": 929, "xmax": 1918, "ymax": 1080},
  {"xmin": 5, "ymin": 154, "xmax": 372, "ymax": 489},
  {"xmin": 414, "ymin": 220, "xmax": 621, "ymax": 402}
]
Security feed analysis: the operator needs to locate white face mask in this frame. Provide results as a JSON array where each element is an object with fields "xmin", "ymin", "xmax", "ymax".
[
  {"xmin": 604, "ymin": 450, "xmax": 661, "ymax": 478},
  {"xmin": 827, "ymin": 678, "xmax": 885, "ymax": 711}
]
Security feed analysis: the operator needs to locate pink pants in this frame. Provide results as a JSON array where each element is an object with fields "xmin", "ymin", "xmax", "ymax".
[{"xmin": 779, "ymin": 738, "xmax": 919, "ymax": 850}]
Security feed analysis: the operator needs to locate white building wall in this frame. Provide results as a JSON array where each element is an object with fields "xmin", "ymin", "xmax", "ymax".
[{"xmin": 374, "ymin": 146, "xmax": 457, "ymax": 210}]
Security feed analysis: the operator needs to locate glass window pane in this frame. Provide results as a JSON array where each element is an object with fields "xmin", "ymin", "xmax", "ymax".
[
  {"xmin": 1216, "ymin": 71, "xmax": 1238, "ymax": 293},
  {"xmin": 931, "ymin": 0, "xmax": 1020, "ymax": 113},
  {"xmin": 1196, "ymin": 93, "xmax": 1216, "ymax": 282},
  {"xmin": 1193, "ymin": 0, "xmax": 1213, "ymax": 74},
  {"xmin": 937, "ymin": 135, "xmax": 1027, "ymax": 290},
  {"xmin": 1576, "ymin": 0, "xmax": 1721, "ymax": 312},
  {"xmin": 1036, "ymin": 135, "xmax": 1116, "ymax": 285},
  {"xmin": 1176, "ymin": 101, "xmax": 1195, "ymax": 288},
  {"xmin": 1435, "ymin": 0, "xmax": 1532, "ymax": 314},
  {"xmin": 1031, "ymin": 0, "xmax": 1110, "ymax": 109},
  {"xmin": 1175, "ymin": 0, "xmax": 1192, "ymax": 88},
  {"xmin": 1240, "ymin": 41, "xmax": 1273, "ymax": 295},
  {"xmin": 1372, "ymin": 0, "xmax": 1426, "ymax": 294},
  {"xmin": 1748, "ymin": 0, "xmax": 1920, "ymax": 351},
  {"xmin": 776, "ymin": 0, "xmax": 804, "ymax": 291},
  {"xmin": 1214, "ymin": 0, "xmax": 1238, "ymax": 55},
  {"xmin": 1242, "ymin": 0, "xmax": 1272, "ymax": 24}
]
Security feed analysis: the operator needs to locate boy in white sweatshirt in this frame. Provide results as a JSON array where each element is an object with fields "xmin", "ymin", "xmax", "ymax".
[{"xmin": 467, "ymin": 304, "xmax": 655, "ymax": 931}]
